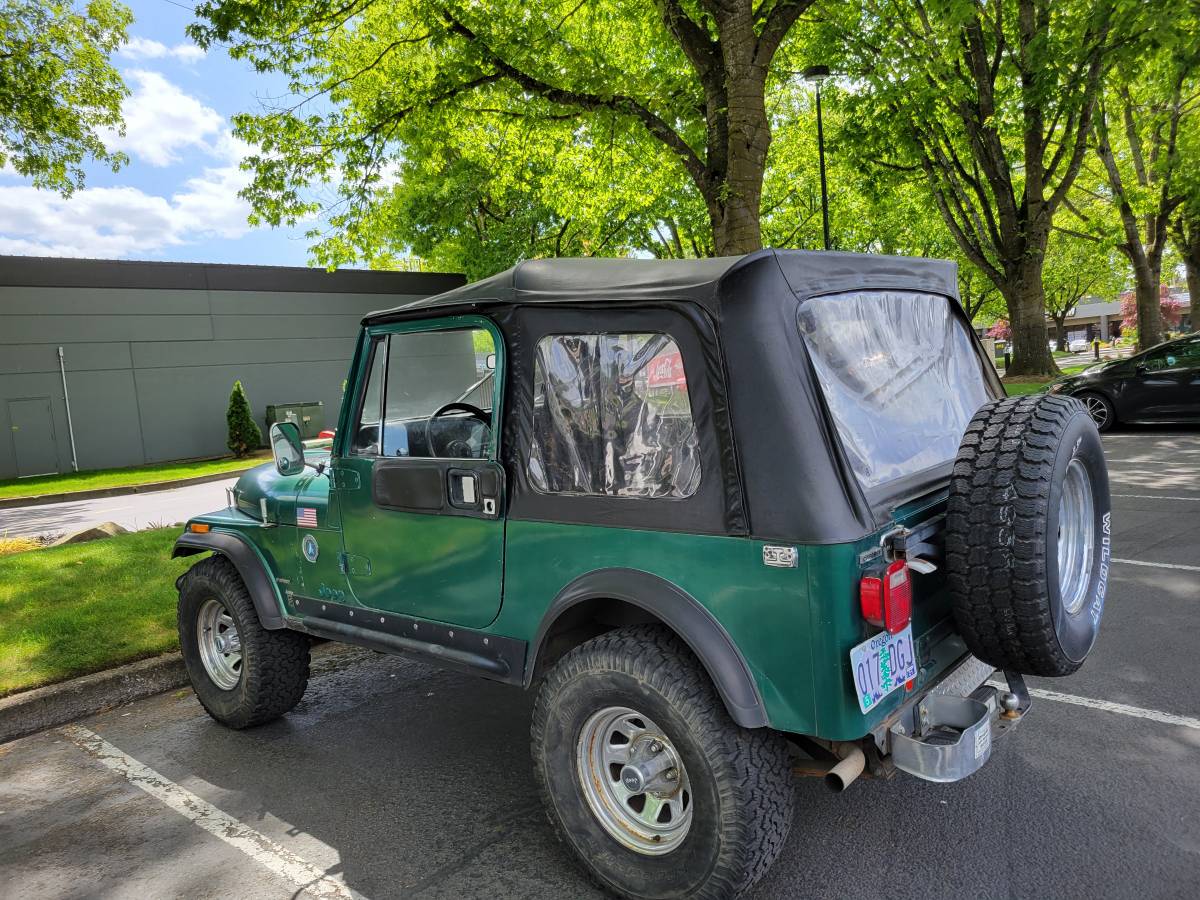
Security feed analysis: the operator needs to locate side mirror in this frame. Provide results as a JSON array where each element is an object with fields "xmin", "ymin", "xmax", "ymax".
[
  {"xmin": 270, "ymin": 422, "xmax": 306, "ymax": 476},
  {"xmin": 485, "ymin": 353, "xmax": 497, "ymax": 371},
  {"xmin": 1134, "ymin": 363, "xmax": 1148, "ymax": 376}
]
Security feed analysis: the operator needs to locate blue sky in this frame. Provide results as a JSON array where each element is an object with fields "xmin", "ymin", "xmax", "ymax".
[{"xmin": 0, "ymin": 0, "xmax": 313, "ymax": 266}]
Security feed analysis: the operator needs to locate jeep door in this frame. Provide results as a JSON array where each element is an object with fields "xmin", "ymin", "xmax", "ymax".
[{"xmin": 333, "ymin": 317, "xmax": 505, "ymax": 628}]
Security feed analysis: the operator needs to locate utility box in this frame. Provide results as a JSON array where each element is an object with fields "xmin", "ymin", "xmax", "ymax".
[{"xmin": 266, "ymin": 402, "xmax": 325, "ymax": 439}]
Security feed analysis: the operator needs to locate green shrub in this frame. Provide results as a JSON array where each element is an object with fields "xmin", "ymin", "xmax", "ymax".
[{"xmin": 226, "ymin": 380, "xmax": 262, "ymax": 458}]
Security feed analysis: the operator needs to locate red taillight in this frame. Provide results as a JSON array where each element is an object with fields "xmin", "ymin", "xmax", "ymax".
[
  {"xmin": 860, "ymin": 560, "xmax": 912, "ymax": 635},
  {"xmin": 318, "ymin": 429, "xmax": 335, "ymax": 439},
  {"xmin": 860, "ymin": 574, "xmax": 884, "ymax": 628}
]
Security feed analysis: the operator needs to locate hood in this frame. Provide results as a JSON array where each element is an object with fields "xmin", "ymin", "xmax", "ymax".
[{"xmin": 233, "ymin": 451, "xmax": 332, "ymax": 522}]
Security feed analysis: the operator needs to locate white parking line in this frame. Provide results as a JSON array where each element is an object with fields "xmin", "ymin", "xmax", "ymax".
[
  {"xmin": 60, "ymin": 725, "xmax": 356, "ymax": 900},
  {"xmin": 1111, "ymin": 494, "xmax": 1200, "ymax": 502},
  {"xmin": 987, "ymin": 683, "xmax": 1200, "ymax": 731},
  {"xmin": 1112, "ymin": 557, "xmax": 1200, "ymax": 573}
]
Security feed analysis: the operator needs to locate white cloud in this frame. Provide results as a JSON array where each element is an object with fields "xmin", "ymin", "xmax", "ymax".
[
  {"xmin": 0, "ymin": 161, "xmax": 253, "ymax": 258},
  {"xmin": 105, "ymin": 70, "xmax": 224, "ymax": 167},
  {"xmin": 120, "ymin": 36, "xmax": 206, "ymax": 63}
]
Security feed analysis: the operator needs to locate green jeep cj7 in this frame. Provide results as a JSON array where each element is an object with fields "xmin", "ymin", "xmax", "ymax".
[{"xmin": 174, "ymin": 250, "xmax": 1111, "ymax": 899}]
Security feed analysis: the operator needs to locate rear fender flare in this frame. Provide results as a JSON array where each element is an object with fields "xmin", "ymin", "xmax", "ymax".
[
  {"xmin": 173, "ymin": 531, "xmax": 286, "ymax": 630},
  {"xmin": 528, "ymin": 568, "xmax": 769, "ymax": 729}
]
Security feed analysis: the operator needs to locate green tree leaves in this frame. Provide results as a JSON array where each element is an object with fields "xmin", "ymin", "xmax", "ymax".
[{"xmin": 0, "ymin": 0, "xmax": 131, "ymax": 194}]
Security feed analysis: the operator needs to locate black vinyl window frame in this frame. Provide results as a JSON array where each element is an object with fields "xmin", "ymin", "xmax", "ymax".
[{"xmin": 503, "ymin": 304, "xmax": 741, "ymax": 536}]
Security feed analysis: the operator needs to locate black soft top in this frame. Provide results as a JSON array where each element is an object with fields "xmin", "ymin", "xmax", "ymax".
[
  {"xmin": 364, "ymin": 249, "xmax": 958, "ymax": 324},
  {"xmin": 359, "ymin": 249, "xmax": 998, "ymax": 544}
]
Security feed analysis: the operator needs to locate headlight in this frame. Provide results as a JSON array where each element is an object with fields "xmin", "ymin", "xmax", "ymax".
[{"xmin": 1047, "ymin": 382, "xmax": 1066, "ymax": 394}]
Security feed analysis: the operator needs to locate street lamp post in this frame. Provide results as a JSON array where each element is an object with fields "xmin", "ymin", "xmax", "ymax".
[{"xmin": 802, "ymin": 65, "xmax": 831, "ymax": 251}]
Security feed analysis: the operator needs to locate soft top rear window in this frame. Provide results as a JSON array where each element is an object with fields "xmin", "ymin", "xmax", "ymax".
[{"xmin": 797, "ymin": 290, "xmax": 990, "ymax": 490}]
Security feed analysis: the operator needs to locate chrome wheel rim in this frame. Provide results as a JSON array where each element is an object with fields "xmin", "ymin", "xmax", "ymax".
[
  {"xmin": 1057, "ymin": 458, "xmax": 1095, "ymax": 616},
  {"xmin": 1083, "ymin": 396, "xmax": 1109, "ymax": 429},
  {"xmin": 197, "ymin": 598, "xmax": 242, "ymax": 690},
  {"xmin": 576, "ymin": 706, "xmax": 693, "ymax": 856}
]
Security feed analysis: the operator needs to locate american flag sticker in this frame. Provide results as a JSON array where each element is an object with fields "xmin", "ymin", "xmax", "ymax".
[{"xmin": 296, "ymin": 507, "xmax": 318, "ymax": 528}]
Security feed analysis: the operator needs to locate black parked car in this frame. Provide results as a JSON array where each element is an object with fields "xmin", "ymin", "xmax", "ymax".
[{"xmin": 1049, "ymin": 332, "xmax": 1200, "ymax": 431}]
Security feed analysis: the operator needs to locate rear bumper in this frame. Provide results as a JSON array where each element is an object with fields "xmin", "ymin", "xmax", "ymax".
[{"xmin": 869, "ymin": 654, "xmax": 1030, "ymax": 783}]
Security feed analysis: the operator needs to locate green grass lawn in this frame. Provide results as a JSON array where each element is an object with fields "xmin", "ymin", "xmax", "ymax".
[
  {"xmin": 1004, "ymin": 382, "xmax": 1049, "ymax": 396},
  {"xmin": 0, "ymin": 528, "xmax": 191, "ymax": 696},
  {"xmin": 1003, "ymin": 362, "xmax": 1093, "ymax": 397},
  {"xmin": 0, "ymin": 452, "xmax": 269, "ymax": 501}
]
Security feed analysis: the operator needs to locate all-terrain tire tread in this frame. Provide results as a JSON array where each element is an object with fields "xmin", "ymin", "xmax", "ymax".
[
  {"xmin": 178, "ymin": 555, "xmax": 310, "ymax": 728},
  {"xmin": 945, "ymin": 394, "xmax": 1085, "ymax": 676},
  {"xmin": 531, "ymin": 625, "xmax": 794, "ymax": 900}
]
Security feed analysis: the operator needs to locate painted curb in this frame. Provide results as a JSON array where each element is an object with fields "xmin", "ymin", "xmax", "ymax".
[
  {"xmin": 0, "ymin": 642, "xmax": 355, "ymax": 745},
  {"xmin": 0, "ymin": 465, "xmax": 261, "ymax": 510}
]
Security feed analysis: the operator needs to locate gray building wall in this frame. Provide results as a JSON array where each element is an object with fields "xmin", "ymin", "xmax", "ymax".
[{"xmin": 0, "ymin": 257, "xmax": 463, "ymax": 480}]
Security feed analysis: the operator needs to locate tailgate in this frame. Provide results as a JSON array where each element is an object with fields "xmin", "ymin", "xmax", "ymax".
[{"xmin": 810, "ymin": 492, "xmax": 970, "ymax": 741}]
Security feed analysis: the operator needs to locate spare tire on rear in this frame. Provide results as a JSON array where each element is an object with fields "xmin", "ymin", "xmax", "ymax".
[{"xmin": 945, "ymin": 394, "xmax": 1111, "ymax": 676}]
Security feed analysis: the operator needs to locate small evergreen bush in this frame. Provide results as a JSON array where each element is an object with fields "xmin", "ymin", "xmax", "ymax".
[{"xmin": 226, "ymin": 380, "xmax": 262, "ymax": 458}]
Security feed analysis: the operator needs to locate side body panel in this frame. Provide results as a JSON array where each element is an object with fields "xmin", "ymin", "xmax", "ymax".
[{"xmin": 496, "ymin": 520, "xmax": 817, "ymax": 735}]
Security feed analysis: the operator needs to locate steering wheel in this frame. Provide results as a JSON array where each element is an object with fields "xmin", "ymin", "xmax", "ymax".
[{"xmin": 425, "ymin": 402, "xmax": 491, "ymax": 458}]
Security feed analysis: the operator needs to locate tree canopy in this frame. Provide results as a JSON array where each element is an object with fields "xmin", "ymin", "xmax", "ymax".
[
  {"xmin": 186, "ymin": 0, "xmax": 1195, "ymax": 379},
  {"xmin": 0, "ymin": 0, "xmax": 130, "ymax": 194},
  {"xmin": 191, "ymin": 0, "xmax": 820, "ymax": 257}
]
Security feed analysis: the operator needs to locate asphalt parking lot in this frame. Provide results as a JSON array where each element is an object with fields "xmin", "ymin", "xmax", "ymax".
[{"xmin": 1, "ymin": 428, "xmax": 1197, "ymax": 900}]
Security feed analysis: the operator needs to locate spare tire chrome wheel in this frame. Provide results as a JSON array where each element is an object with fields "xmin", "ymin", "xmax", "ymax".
[{"xmin": 1057, "ymin": 459, "xmax": 1095, "ymax": 616}]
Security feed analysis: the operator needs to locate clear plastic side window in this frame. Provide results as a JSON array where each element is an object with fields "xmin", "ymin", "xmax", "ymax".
[
  {"xmin": 797, "ymin": 291, "xmax": 991, "ymax": 489},
  {"xmin": 529, "ymin": 333, "xmax": 701, "ymax": 499}
]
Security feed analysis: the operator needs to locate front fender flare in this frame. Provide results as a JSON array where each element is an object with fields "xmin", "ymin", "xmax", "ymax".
[
  {"xmin": 528, "ymin": 568, "xmax": 769, "ymax": 729},
  {"xmin": 173, "ymin": 531, "xmax": 286, "ymax": 630}
]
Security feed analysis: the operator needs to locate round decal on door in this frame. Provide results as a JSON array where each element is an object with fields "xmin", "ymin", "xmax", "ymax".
[{"xmin": 302, "ymin": 534, "xmax": 319, "ymax": 563}]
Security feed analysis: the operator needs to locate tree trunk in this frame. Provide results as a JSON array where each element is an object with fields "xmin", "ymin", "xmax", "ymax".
[
  {"xmin": 707, "ymin": 15, "xmax": 770, "ymax": 256},
  {"xmin": 1131, "ymin": 262, "xmax": 1164, "ymax": 350},
  {"xmin": 710, "ymin": 137, "xmax": 767, "ymax": 255},
  {"xmin": 1004, "ymin": 255, "xmax": 1057, "ymax": 377},
  {"xmin": 1185, "ymin": 258, "xmax": 1200, "ymax": 319},
  {"xmin": 1176, "ymin": 219, "xmax": 1200, "ymax": 325},
  {"xmin": 1053, "ymin": 314, "xmax": 1068, "ymax": 352}
]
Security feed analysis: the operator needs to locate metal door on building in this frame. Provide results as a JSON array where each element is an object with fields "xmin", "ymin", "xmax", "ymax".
[{"xmin": 8, "ymin": 397, "xmax": 58, "ymax": 477}]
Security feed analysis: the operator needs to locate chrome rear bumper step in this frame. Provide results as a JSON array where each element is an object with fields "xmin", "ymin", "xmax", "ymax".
[{"xmin": 872, "ymin": 655, "xmax": 1031, "ymax": 783}]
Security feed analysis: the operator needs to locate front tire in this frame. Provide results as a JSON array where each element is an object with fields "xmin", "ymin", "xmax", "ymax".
[
  {"xmin": 178, "ymin": 555, "xmax": 310, "ymax": 728},
  {"xmin": 531, "ymin": 626, "xmax": 794, "ymax": 899},
  {"xmin": 1078, "ymin": 392, "xmax": 1116, "ymax": 432}
]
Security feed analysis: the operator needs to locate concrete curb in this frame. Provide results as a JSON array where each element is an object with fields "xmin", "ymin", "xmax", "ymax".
[
  {"xmin": 0, "ymin": 653, "xmax": 188, "ymax": 744},
  {"xmin": 0, "ymin": 642, "xmax": 356, "ymax": 745},
  {"xmin": 0, "ymin": 465, "xmax": 261, "ymax": 510}
]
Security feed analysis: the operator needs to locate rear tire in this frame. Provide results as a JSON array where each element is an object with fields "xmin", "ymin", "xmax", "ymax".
[
  {"xmin": 946, "ymin": 395, "xmax": 1111, "ymax": 676},
  {"xmin": 178, "ymin": 555, "xmax": 310, "ymax": 728},
  {"xmin": 531, "ymin": 626, "xmax": 794, "ymax": 899}
]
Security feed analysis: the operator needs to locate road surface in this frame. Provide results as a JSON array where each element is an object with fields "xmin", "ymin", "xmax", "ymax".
[{"xmin": 0, "ymin": 478, "xmax": 238, "ymax": 539}]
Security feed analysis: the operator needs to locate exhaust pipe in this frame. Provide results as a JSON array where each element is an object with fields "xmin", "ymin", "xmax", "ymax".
[{"xmin": 824, "ymin": 744, "xmax": 866, "ymax": 792}]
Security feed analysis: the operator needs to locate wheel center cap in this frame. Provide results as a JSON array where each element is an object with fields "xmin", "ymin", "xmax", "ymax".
[{"xmin": 620, "ymin": 765, "xmax": 646, "ymax": 793}]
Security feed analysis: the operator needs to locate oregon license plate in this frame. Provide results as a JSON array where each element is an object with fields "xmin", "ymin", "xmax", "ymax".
[{"xmin": 850, "ymin": 625, "xmax": 919, "ymax": 715}]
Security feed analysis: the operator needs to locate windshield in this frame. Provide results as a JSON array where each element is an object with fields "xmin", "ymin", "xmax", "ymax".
[{"xmin": 798, "ymin": 290, "xmax": 992, "ymax": 490}]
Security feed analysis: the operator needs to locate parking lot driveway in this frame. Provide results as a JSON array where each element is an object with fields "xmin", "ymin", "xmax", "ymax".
[{"xmin": 1, "ymin": 429, "xmax": 1198, "ymax": 899}]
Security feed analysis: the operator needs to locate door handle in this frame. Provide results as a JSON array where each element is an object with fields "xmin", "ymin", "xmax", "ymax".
[{"xmin": 458, "ymin": 472, "xmax": 477, "ymax": 504}]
